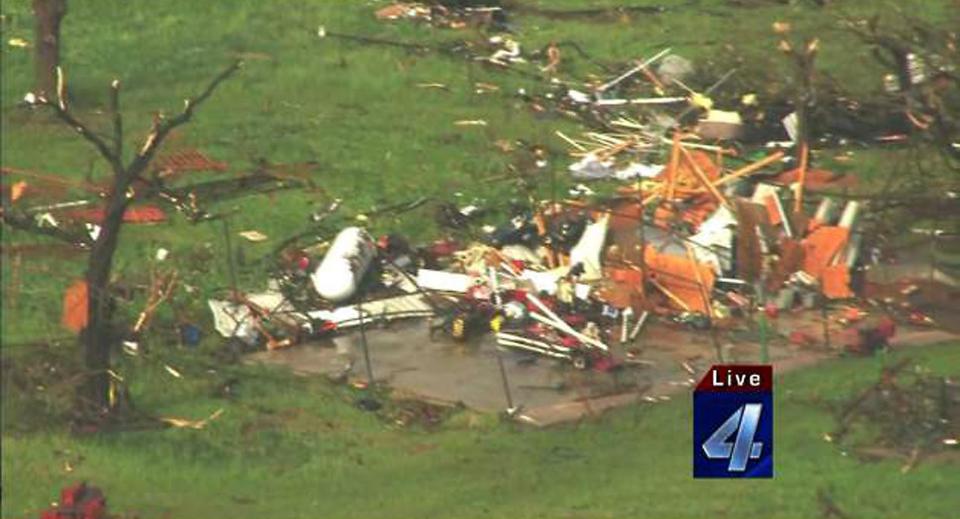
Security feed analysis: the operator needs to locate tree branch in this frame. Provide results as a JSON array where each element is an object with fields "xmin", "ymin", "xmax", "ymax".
[
  {"xmin": 1, "ymin": 209, "xmax": 92, "ymax": 248},
  {"xmin": 131, "ymin": 61, "xmax": 243, "ymax": 173},
  {"xmin": 37, "ymin": 67, "xmax": 125, "ymax": 176},
  {"xmin": 110, "ymin": 79, "xmax": 122, "ymax": 160}
]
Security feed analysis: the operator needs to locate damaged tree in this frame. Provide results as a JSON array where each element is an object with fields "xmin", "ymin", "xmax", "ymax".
[
  {"xmin": 6, "ymin": 62, "xmax": 241, "ymax": 419},
  {"xmin": 775, "ymin": 25, "xmax": 818, "ymax": 158},
  {"xmin": 32, "ymin": 0, "xmax": 68, "ymax": 98},
  {"xmin": 843, "ymin": 14, "xmax": 960, "ymax": 164}
]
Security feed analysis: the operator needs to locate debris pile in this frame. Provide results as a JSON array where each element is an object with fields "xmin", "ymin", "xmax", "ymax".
[
  {"xmin": 375, "ymin": 1, "xmax": 505, "ymax": 30},
  {"xmin": 827, "ymin": 360, "xmax": 960, "ymax": 472},
  {"xmin": 199, "ymin": 34, "xmax": 953, "ymax": 374}
]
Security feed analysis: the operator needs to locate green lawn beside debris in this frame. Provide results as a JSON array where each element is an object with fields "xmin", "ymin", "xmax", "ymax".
[
  {"xmin": 3, "ymin": 342, "xmax": 959, "ymax": 519},
  {"xmin": 2, "ymin": 0, "xmax": 959, "ymax": 518},
  {"xmin": 1, "ymin": 0, "xmax": 955, "ymax": 340}
]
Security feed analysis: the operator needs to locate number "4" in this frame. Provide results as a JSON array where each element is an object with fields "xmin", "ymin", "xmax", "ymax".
[{"xmin": 702, "ymin": 403, "xmax": 764, "ymax": 472}]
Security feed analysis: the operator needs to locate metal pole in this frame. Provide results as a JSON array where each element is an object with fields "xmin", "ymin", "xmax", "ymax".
[
  {"xmin": 821, "ymin": 293, "xmax": 831, "ymax": 350},
  {"xmin": 357, "ymin": 296, "xmax": 375, "ymax": 388},
  {"xmin": 221, "ymin": 217, "xmax": 238, "ymax": 298},
  {"xmin": 757, "ymin": 283, "xmax": 768, "ymax": 364},
  {"xmin": 929, "ymin": 232, "xmax": 937, "ymax": 283},
  {"xmin": 638, "ymin": 181, "xmax": 646, "ymax": 299},
  {"xmin": 758, "ymin": 314, "xmax": 769, "ymax": 364},
  {"xmin": 711, "ymin": 326, "xmax": 726, "ymax": 364},
  {"xmin": 494, "ymin": 346, "xmax": 515, "ymax": 412}
]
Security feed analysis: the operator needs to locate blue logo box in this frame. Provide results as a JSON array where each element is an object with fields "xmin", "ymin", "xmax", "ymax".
[{"xmin": 693, "ymin": 365, "xmax": 773, "ymax": 478}]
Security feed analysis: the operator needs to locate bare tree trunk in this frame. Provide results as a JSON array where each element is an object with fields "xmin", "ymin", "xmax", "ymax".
[
  {"xmin": 33, "ymin": 0, "xmax": 67, "ymax": 98},
  {"xmin": 80, "ymin": 187, "xmax": 130, "ymax": 414},
  {"xmin": 4, "ymin": 61, "xmax": 241, "ymax": 421}
]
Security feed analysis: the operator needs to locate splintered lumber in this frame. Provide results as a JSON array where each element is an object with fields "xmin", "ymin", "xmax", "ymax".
[
  {"xmin": 629, "ymin": 310, "xmax": 651, "ymax": 340},
  {"xmin": 657, "ymin": 137, "xmax": 733, "ymax": 154},
  {"xmin": 642, "ymin": 185, "xmax": 664, "ymax": 205},
  {"xmin": 597, "ymin": 136, "xmax": 637, "ymax": 161},
  {"xmin": 594, "ymin": 97, "xmax": 686, "ymax": 106},
  {"xmin": 133, "ymin": 270, "xmax": 178, "ymax": 333},
  {"xmin": 680, "ymin": 146, "xmax": 730, "ymax": 209},
  {"xmin": 555, "ymin": 131, "xmax": 587, "ymax": 151},
  {"xmin": 794, "ymin": 143, "xmax": 809, "ymax": 213},
  {"xmin": 644, "ymin": 245, "xmax": 716, "ymax": 314},
  {"xmin": 649, "ymin": 278, "xmax": 690, "ymax": 311},
  {"xmin": 714, "ymin": 150, "xmax": 786, "ymax": 187},
  {"xmin": 526, "ymin": 293, "xmax": 608, "ymax": 351},
  {"xmin": 596, "ymin": 48, "xmax": 671, "ymax": 93},
  {"xmin": 666, "ymin": 132, "xmax": 681, "ymax": 201}
]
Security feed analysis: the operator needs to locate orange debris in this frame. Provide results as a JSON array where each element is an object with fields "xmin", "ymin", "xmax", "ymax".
[
  {"xmin": 62, "ymin": 280, "xmax": 88, "ymax": 333},
  {"xmin": 822, "ymin": 264, "xmax": 854, "ymax": 299},
  {"xmin": 801, "ymin": 226, "xmax": 849, "ymax": 278},
  {"xmin": 643, "ymin": 245, "xmax": 715, "ymax": 314},
  {"xmin": 762, "ymin": 193, "xmax": 782, "ymax": 225}
]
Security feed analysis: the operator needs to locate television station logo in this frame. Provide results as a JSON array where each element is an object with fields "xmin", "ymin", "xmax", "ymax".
[{"xmin": 693, "ymin": 364, "xmax": 773, "ymax": 478}]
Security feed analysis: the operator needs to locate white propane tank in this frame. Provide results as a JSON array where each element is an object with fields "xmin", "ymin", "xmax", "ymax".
[{"xmin": 311, "ymin": 227, "xmax": 378, "ymax": 302}]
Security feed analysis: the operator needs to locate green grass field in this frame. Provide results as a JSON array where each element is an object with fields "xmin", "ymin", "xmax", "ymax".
[
  {"xmin": 2, "ymin": 0, "xmax": 959, "ymax": 517},
  {"xmin": 3, "ymin": 342, "xmax": 959, "ymax": 518}
]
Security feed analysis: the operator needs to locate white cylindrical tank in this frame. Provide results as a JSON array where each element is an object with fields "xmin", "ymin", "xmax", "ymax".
[{"xmin": 311, "ymin": 227, "xmax": 378, "ymax": 302}]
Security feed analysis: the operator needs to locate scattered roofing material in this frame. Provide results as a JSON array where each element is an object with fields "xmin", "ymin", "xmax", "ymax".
[
  {"xmin": 62, "ymin": 280, "xmax": 88, "ymax": 333},
  {"xmin": 153, "ymin": 149, "xmax": 228, "ymax": 176}
]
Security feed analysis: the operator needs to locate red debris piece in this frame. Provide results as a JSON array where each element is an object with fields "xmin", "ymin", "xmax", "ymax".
[
  {"xmin": 153, "ymin": 149, "xmax": 228, "ymax": 175},
  {"xmin": 846, "ymin": 315, "xmax": 896, "ymax": 356},
  {"xmin": 876, "ymin": 315, "xmax": 897, "ymax": 339},
  {"xmin": 764, "ymin": 302, "xmax": 779, "ymax": 319},
  {"xmin": 426, "ymin": 239, "xmax": 459, "ymax": 258},
  {"xmin": 40, "ymin": 482, "xmax": 107, "ymax": 519},
  {"xmin": 63, "ymin": 205, "xmax": 167, "ymax": 224},
  {"xmin": 770, "ymin": 168, "xmax": 858, "ymax": 190},
  {"xmin": 789, "ymin": 330, "xmax": 818, "ymax": 347},
  {"xmin": 843, "ymin": 307, "xmax": 867, "ymax": 323},
  {"xmin": 907, "ymin": 311, "xmax": 935, "ymax": 327}
]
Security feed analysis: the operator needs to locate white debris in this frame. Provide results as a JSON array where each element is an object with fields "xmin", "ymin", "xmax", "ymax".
[
  {"xmin": 416, "ymin": 269, "xmax": 473, "ymax": 293},
  {"xmin": 688, "ymin": 205, "xmax": 736, "ymax": 273},
  {"xmin": 238, "ymin": 230, "xmax": 268, "ymax": 242},
  {"xmin": 208, "ymin": 300, "xmax": 260, "ymax": 345},
  {"xmin": 567, "ymin": 89, "xmax": 592, "ymax": 104},
  {"xmin": 614, "ymin": 162, "xmax": 662, "ymax": 180},
  {"xmin": 306, "ymin": 294, "xmax": 433, "ymax": 328},
  {"xmin": 781, "ymin": 112, "xmax": 799, "ymax": 143},
  {"xmin": 568, "ymin": 213, "xmax": 609, "ymax": 281},
  {"xmin": 569, "ymin": 153, "xmax": 614, "ymax": 179},
  {"xmin": 86, "ymin": 223, "xmax": 101, "ymax": 241}
]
